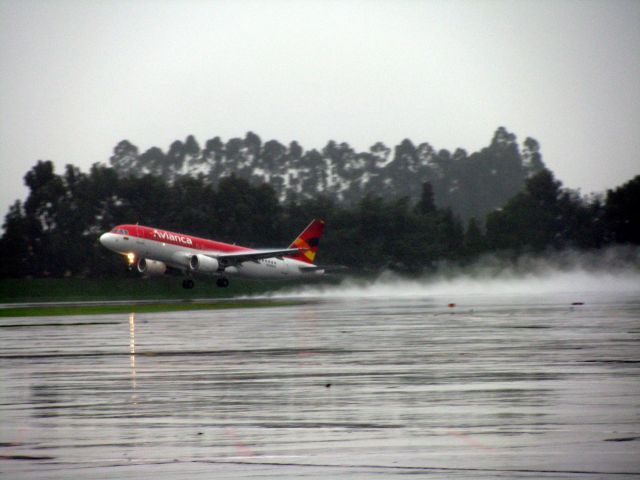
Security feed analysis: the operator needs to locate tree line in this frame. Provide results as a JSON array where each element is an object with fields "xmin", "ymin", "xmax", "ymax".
[
  {"xmin": 109, "ymin": 127, "xmax": 546, "ymax": 223},
  {"xmin": 0, "ymin": 158, "xmax": 638, "ymax": 279}
]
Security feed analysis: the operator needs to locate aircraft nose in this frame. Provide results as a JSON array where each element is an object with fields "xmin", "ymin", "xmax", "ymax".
[{"xmin": 99, "ymin": 232, "xmax": 110, "ymax": 247}]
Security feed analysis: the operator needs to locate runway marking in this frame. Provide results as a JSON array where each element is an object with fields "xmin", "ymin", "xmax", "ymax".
[
  {"xmin": 224, "ymin": 428, "xmax": 255, "ymax": 457},
  {"xmin": 447, "ymin": 429, "xmax": 499, "ymax": 454}
]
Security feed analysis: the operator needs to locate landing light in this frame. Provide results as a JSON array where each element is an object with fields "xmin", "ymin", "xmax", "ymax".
[{"xmin": 127, "ymin": 252, "xmax": 135, "ymax": 264}]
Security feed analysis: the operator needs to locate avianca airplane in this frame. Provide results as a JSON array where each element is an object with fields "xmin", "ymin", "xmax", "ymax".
[{"xmin": 99, "ymin": 219, "xmax": 325, "ymax": 289}]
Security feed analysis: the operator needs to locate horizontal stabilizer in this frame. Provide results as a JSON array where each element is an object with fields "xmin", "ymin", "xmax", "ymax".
[{"xmin": 299, "ymin": 265, "xmax": 322, "ymax": 272}]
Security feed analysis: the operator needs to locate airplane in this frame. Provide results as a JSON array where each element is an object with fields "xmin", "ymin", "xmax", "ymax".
[{"xmin": 99, "ymin": 219, "xmax": 325, "ymax": 289}]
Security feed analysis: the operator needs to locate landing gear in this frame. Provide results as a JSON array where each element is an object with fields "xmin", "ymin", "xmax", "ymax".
[
  {"xmin": 182, "ymin": 279, "xmax": 195, "ymax": 289},
  {"xmin": 216, "ymin": 277, "xmax": 229, "ymax": 288}
]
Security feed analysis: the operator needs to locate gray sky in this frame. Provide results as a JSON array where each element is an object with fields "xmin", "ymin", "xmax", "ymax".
[{"xmin": 1, "ymin": 0, "xmax": 639, "ymax": 221}]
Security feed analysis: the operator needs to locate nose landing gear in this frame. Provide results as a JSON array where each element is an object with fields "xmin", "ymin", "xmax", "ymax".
[
  {"xmin": 216, "ymin": 277, "xmax": 229, "ymax": 288},
  {"xmin": 182, "ymin": 279, "xmax": 195, "ymax": 289}
]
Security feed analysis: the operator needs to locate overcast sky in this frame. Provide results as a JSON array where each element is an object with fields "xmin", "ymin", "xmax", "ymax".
[{"xmin": 1, "ymin": 0, "xmax": 638, "ymax": 221}]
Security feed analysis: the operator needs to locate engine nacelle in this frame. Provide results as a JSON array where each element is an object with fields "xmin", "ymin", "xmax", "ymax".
[
  {"xmin": 189, "ymin": 254, "xmax": 219, "ymax": 273},
  {"xmin": 137, "ymin": 257, "xmax": 167, "ymax": 276}
]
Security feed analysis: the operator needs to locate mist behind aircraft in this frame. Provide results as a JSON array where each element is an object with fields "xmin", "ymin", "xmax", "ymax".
[{"xmin": 271, "ymin": 247, "xmax": 640, "ymax": 300}]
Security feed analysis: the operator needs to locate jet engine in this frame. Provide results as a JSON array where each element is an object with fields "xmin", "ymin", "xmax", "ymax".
[
  {"xmin": 189, "ymin": 254, "xmax": 219, "ymax": 273},
  {"xmin": 137, "ymin": 257, "xmax": 167, "ymax": 276}
]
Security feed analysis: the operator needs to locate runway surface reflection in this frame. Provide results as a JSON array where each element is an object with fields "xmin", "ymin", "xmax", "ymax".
[{"xmin": 1, "ymin": 292, "xmax": 639, "ymax": 479}]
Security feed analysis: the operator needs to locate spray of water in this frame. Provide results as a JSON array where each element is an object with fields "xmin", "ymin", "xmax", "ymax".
[{"xmin": 274, "ymin": 246, "xmax": 640, "ymax": 299}]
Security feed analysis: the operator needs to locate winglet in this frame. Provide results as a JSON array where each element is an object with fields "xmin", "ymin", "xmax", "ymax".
[{"xmin": 288, "ymin": 219, "xmax": 325, "ymax": 264}]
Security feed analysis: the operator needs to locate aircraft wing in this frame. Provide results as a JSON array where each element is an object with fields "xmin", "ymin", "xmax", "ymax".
[{"xmin": 202, "ymin": 248, "xmax": 306, "ymax": 266}]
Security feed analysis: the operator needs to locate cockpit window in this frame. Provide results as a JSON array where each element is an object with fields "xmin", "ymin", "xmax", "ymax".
[{"xmin": 111, "ymin": 228, "xmax": 129, "ymax": 235}]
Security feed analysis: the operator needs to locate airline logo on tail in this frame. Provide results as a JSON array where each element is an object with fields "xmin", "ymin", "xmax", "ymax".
[{"xmin": 289, "ymin": 219, "xmax": 325, "ymax": 264}]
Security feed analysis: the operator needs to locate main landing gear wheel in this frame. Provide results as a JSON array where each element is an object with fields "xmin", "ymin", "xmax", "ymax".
[
  {"xmin": 216, "ymin": 277, "xmax": 229, "ymax": 288},
  {"xmin": 182, "ymin": 279, "xmax": 195, "ymax": 289}
]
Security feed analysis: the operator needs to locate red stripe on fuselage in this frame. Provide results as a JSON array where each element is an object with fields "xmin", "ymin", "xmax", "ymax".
[{"xmin": 115, "ymin": 224, "xmax": 254, "ymax": 253}]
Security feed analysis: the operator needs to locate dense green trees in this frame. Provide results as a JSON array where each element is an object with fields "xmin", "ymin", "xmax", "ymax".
[
  {"xmin": 604, "ymin": 176, "xmax": 640, "ymax": 244},
  {"xmin": 484, "ymin": 169, "xmax": 637, "ymax": 253},
  {"xmin": 1, "ymin": 149, "xmax": 638, "ymax": 279}
]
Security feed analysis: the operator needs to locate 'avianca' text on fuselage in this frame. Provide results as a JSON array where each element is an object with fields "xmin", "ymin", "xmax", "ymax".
[
  {"xmin": 99, "ymin": 220, "xmax": 325, "ymax": 289},
  {"xmin": 152, "ymin": 229, "xmax": 193, "ymax": 246}
]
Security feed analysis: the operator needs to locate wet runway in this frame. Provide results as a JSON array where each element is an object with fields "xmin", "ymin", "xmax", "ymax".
[{"xmin": 1, "ymin": 290, "xmax": 640, "ymax": 479}]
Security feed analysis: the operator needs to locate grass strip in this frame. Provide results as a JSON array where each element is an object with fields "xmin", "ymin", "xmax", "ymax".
[{"xmin": 0, "ymin": 299, "xmax": 302, "ymax": 317}]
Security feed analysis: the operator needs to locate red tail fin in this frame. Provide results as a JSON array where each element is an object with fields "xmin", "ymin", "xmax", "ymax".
[{"xmin": 288, "ymin": 219, "xmax": 325, "ymax": 264}]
